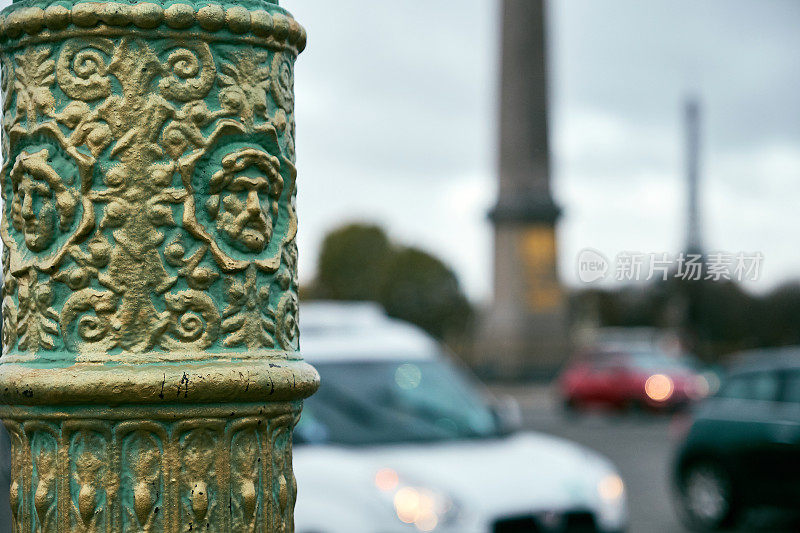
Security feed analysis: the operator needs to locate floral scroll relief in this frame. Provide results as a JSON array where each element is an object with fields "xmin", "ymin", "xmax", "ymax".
[{"xmin": 1, "ymin": 34, "xmax": 300, "ymax": 355}]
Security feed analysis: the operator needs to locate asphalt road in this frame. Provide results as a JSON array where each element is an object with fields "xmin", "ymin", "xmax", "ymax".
[{"xmin": 493, "ymin": 384, "xmax": 800, "ymax": 533}]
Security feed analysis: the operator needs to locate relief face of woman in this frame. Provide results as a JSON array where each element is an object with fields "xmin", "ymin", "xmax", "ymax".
[
  {"xmin": 9, "ymin": 149, "xmax": 77, "ymax": 253},
  {"xmin": 17, "ymin": 174, "xmax": 57, "ymax": 252}
]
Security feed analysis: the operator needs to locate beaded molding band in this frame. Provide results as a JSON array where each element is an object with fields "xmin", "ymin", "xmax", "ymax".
[{"xmin": 0, "ymin": 2, "xmax": 306, "ymax": 50}]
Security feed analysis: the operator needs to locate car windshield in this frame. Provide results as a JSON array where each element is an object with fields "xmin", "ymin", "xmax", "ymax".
[
  {"xmin": 626, "ymin": 352, "xmax": 695, "ymax": 372},
  {"xmin": 295, "ymin": 359, "xmax": 500, "ymax": 446}
]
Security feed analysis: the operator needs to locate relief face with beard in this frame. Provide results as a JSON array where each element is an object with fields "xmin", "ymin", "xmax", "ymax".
[{"xmin": 205, "ymin": 148, "xmax": 283, "ymax": 255}]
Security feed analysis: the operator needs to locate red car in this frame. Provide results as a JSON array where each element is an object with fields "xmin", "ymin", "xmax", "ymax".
[{"xmin": 559, "ymin": 349, "xmax": 709, "ymax": 412}]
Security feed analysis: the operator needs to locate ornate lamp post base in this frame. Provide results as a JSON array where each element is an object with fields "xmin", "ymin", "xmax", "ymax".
[
  {"xmin": 0, "ymin": 1, "xmax": 317, "ymax": 531},
  {"xmin": 1, "ymin": 360, "xmax": 316, "ymax": 531}
]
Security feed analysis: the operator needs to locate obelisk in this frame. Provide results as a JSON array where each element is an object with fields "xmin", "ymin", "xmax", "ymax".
[{"xmin": 478, "ymin": 0, "xmax": 568, "ymax": 379}]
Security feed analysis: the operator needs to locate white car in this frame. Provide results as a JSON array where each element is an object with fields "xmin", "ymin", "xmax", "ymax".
[{"xmin": 294, "ymin": 302, "xmax": 627, "ymax": 533}]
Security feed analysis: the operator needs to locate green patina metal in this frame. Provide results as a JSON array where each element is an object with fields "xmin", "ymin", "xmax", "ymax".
[{"xmin": 0, "ymin": 0, "xmax": 318, "ymax": 530}]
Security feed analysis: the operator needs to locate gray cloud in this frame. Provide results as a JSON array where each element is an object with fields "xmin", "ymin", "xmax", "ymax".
[
  {"xmin": 0, "ymin": 0, "xmax": 797, "ymax": 299},
  {"xmin": 549, "ymin": 0, "xmax": 800, "ymax": 293}
]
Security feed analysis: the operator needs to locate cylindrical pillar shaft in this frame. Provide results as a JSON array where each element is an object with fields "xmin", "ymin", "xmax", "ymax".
[{"xmin": 0, "ymin": 1, "xmax": 317, "ymax": 531}]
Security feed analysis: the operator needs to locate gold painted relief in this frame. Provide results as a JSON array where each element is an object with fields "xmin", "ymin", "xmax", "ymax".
[
  {"xmin": 0, "ymin": 4, "xmax": 314, "ymax": 533},
  {"xmin": 0, "ymin": 10, "xmax": 301, "ymax": 357},
  {"xmin": 3, "ymin": 406, "xmax": 301, "ymax": 533}
]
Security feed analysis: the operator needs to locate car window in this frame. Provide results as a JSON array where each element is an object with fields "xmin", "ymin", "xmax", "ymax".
[
  {"xmin": 627, "ymin": 352, "xmax": 694, "ymax": 372},
  {"xmin": 781, "ymin": 372, "xmax": 800, "ymax": 403},
  {"xmin": 588, "ymin": 351, "xmax": 693, "ymax": 373},
  {"xmin": 295, "ymin": 359, "xmax": 500, "ymax": 446},
  {"xmin": 718, "ymin": 371, "xmax": 780, "ymax": 402},
  {"xmin": 590, "ymin": 357, "xmax": 625, "ymax": 371}
]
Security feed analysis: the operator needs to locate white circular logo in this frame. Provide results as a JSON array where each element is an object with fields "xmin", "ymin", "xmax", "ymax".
[{"xmin": 577, "ymin": 248, "xmax": 609, "ymax": 283}]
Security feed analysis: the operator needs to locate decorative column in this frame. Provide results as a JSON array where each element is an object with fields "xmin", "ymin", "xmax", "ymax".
[{"xmin": 0, "ymin": 0, "xmax": 317, "ymax": 531}]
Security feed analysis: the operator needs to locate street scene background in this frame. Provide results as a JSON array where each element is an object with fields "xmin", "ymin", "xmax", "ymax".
[{"xmin": 0, "ymin": 0, "xmax": 799, "ymax": 532}]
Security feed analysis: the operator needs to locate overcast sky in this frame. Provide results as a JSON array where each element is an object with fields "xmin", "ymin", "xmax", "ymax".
[
  {"xmin": 2, "ymin": 0, "xmax": 799, "ymax": 302},
  {"xmin": 285, "ymin": 0, "xmax": 800, "ymax": 300}
]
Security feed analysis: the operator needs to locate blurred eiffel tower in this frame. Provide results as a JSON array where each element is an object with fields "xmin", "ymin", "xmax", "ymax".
[
  {"xmin": 685, "ymin": 98, "xmax": 703, "ymax": 257},
  {"xmin": 680, "ymin": 97, "xmax": 708, "ymax": 355}
]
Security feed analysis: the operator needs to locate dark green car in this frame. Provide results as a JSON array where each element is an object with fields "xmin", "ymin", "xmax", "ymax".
[{"xmin": 673, "ymin": 348, "xmax": 800, "ymax": 530}]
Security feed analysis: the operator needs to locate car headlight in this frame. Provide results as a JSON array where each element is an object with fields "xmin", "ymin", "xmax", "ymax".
[
  {"xmin": 645, "ymin": 374, "xmax": 674, "ymax": 402},
  {"xmin": 374, "ymin": 468, "xmax": 459, "ymax": 531},
  {"xmin": 597, "ymin": 473, "xmax": 625, "ymax": 502},
  {"xmin": 595, "ymin": 472, "xmax": 627, "ymax": 530}
]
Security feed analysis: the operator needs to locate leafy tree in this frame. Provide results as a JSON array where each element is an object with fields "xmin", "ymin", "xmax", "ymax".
[
  {"xmin": 309, "ymin": 223, "xmax": 472, "ymax": 340},
  {"xmin": 571, "ymin": 277, "xmax": 800, "ymax": 362},
  {"xmin": 379, "ymin": 247, "xmax": 471, "ymax": 340},
  {"xmin": 314, "ymin": 224, "xmax": 391, "ymax": 301}
]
